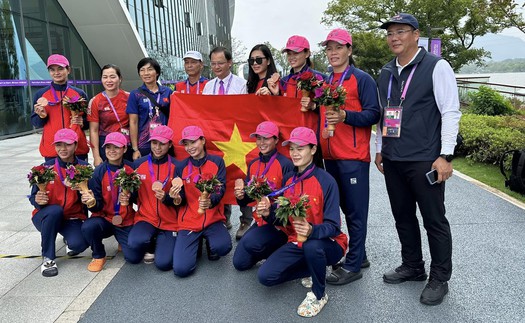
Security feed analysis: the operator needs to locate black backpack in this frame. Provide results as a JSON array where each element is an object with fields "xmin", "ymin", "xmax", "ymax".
[{"xmin": 500, "ymin": 149, "xmax": 525, "ymax": 194}]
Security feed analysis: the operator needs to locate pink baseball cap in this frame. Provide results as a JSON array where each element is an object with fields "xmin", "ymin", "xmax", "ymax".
[
  {"xmin": 103, "ymin": 132, "xmax": 127, "ymax": 148},
  {"xmin": 282, "ymin": 127, "xmax": 317, "ymax": 146},
  {"xmin": 250, "ymin": 121, "xmax": 279, "ymax": 138},
  {"xmin": 53, "ymin": 128, "xmax": 78, "ymax": 144},
  {"xmin": 282, "ymin": 35, "xmax": 310, "ymax": 53},
  {"xmin": 47, "ymin": 54, "xmax": 70, "ymax": 68},
  {"xmin": 149, "ymin": 125, "xmax": 173, "ymax": 144},
  {"xmin": 321, "ymin": 28, "xmax": 353, "ymax": 46},
  {"xmin": 179, "ymin": 126, "xmax": 205, "ymax": 145}
]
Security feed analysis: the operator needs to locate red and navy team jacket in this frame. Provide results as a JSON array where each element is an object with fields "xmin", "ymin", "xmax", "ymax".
[
  {"xmin": 319, "ymin": 65, "xmax": 380, "ymax": 162},
  {"xmin": 265, "ymin": 163, "xmax": 348, "ymax": 253},
  {"xmin": 31, "ymin": 83, "xmax": 90, "ymax": 158},
  {"xmin": 87, "ymin": 161, "xmax": 136, "ymax": 227},
  {"xmin": 236, "ymin": 150, "xmax": 294, "ymax": 226},
  {"xmin": 134, "ymin": 154, "xmax": 180, "ymax": 231},
  {"xmin": 279, "ymin": 66, "xmax": 325, "ymax": 98},
  {"xmin": 177, "ymin": 154, "xmax": 226, "ymax": 232},
  {"xmin": 174, "ymin": 77, "xmax": 208, "ymax": 94},
  {"xmin": 29, "ymin": 157, "xmax": 88, "ymax": 220}
]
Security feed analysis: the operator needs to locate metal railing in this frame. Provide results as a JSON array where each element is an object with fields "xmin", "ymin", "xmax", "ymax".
[{"xmin": 456, "ymin": 75, "xmax": 525, "ymax": 101}]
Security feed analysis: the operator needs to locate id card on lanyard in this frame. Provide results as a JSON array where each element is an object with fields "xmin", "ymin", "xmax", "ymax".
[
  {"xmin": 148, "ymin": 93, "xmax": 162, "ymax": 130},
  {"xmin": 382, "ymin": 64, "xmax": 418, "ymax": 138}
]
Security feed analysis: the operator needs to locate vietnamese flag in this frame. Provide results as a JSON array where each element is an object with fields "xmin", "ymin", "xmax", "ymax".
[{"xmin": 168, "ymin": 93, "xmax": 318, "ymax": 204}]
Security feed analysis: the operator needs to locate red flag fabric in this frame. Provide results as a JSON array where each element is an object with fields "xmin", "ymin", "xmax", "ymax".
[{"xmin": 168, "ymin": 93, "xmax": 318, "ymax": 204}]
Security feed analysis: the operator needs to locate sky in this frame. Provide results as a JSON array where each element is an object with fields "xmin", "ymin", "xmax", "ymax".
[
  {"xmin": 230, "ymin": 0, "xmax": 333, "ymax": 54},
  {"xmin": 231, "ymin": 0, "xmax": 525, "ymax": 58}
]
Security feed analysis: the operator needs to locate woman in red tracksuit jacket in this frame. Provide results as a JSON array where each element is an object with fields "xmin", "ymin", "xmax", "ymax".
[
  {"xmin": 81, "ymin": 132, "xmax": 142, "ymax": 273},
  {"xmin": 170, "ymin": 126, "xmax": 232, "ymax": 277},
  {"xmin": 232, "ymin": 121, "xmax": 294, "ymax": 271},
  {"xmin": 31, "ymin": 54, "xmax": 90, "ymax": 161},
  {"xmin": 256, "ymin": 127, "xmax": 348, "ymax": 318},
  {"xmin": 127, "ymin": 125, "xmax": 180, "ymax": 271},
  {"xmin": 318, "ymin": 29, "xmax": 381, "ymax": 286},
  {"xmin": 29, "ymin": 128, "xmax": 90, "ymax": 277}
]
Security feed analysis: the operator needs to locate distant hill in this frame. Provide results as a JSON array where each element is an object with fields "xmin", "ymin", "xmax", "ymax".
[
  {"xmin": 460, "ymin": 58, "xmax": 525, "ymax": 74},
  {"xmin": 473, "ymin": 33, "xmax": 525, "ymax": 62}
]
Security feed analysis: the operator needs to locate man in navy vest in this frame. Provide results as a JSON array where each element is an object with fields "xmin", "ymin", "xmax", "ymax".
[{"xmin": 375, "ymin": 13, "xmax": 461, "ymax": 306}]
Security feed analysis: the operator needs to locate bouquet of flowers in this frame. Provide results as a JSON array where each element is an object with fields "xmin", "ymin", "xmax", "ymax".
[
  {"xmin": 296, "ymin": 71, "xmax": 324, "ymax": 111},
  {"xmin": 65, "ymin": 164, "xmax": 94, "ymax": 193},
  {"xmin": 314, "ymin": 84, "xmax": 347, "ymax": 133},
  {"xmin": 274, "ymin": 194, "xmax": 310, "ymax": 242},
  {"xmin": 62, "ymin": 95, "xmax": 88, "ymax": 117},
  {"xmin": 195, "ymin": 173, "xmax": 222, "ymax": 214},
  {"xmin": 245, "ymin": 176, "xmax": 275, "ymax": 202},
  {"xmin": 27, "ymin": 165, "xmax": 56, "ymax": 191},
  {"xmin": 113, "ymin": 167, "xmax": 142, "ymax": 206}
]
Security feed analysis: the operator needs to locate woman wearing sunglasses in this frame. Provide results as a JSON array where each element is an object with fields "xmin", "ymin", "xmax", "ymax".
[{"xmin": 246, "ymin": 44, "xmax": 279, "ymax": 96}]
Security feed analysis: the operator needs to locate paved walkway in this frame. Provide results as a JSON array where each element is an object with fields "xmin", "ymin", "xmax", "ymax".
[{"xmin": 1, "ymin": 134, "xmax": 524, "ymax": 323}]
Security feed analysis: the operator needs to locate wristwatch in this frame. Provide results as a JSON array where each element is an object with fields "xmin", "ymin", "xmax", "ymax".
[
  {"xmin": 440, "ymin": 154, "xmax": 454, "ymax": 162},
  {"xmin": 132, "ymin": 147, "xmax": 139, "ymax": 152}
]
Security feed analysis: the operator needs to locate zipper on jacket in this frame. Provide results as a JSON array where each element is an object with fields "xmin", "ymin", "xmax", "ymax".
[
  {"xmin": 156, "ymin": 162, "xmax": 162, "ymax": 228},
  {"xmin": 353, "ymin": 126, "xmax": 357, "ymax": 147}
]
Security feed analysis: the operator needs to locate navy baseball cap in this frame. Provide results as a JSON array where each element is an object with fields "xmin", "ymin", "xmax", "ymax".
[{"xmin": 380, "ymin": 13, "xmax": 419, "ymax": 30}]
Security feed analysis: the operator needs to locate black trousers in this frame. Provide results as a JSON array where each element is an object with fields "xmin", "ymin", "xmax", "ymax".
[{"xmin": 383, "ymin": 158, "xmax": 452, "ymax": 282}]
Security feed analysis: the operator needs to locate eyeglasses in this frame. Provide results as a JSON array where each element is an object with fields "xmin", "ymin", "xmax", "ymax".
[
  {"xmin": 248, "ymin": 57, "xmax": 266, "ymax": 65},
  {"xmin": 386, "ymin": 29, "xmax": 414, "ymax": 38},
  {"xmin": 210, "ymin": 61, "xmax": 228, "ymax": 67}
]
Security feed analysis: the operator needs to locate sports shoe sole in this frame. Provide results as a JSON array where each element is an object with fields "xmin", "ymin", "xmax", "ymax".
[{"xmin": 383, "ymin": 272, "xmax": 428, "ymax": 284}]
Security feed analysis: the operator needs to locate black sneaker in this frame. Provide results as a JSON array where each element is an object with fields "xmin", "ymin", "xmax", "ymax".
[
  {"xmin": 420, "ymin": 278, "xmax": 449, "ymax": 305},
  {"xmin": 383, "ymin": 264, "xmax": 427, "ymax": 284},
  {"xmin": 326, "ymin": 268, "xmax": 362, "ymax": 285},
  {"xmin": 332, "ymin": 258, "xmax": 370, "ymax": 271}
]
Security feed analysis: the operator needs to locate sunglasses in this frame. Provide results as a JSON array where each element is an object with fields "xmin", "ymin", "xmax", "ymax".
[{"xmin": 248, "ymin": 57, "xmax": 266, "ymax": 65}]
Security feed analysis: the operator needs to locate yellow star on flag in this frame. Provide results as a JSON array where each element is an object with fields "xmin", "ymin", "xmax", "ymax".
[{"xmin": 212, "ymin": 123, "xmax": 257, "ymax": 175}]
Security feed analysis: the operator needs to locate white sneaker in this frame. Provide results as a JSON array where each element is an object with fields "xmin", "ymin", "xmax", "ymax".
[
  {"xmin": 297, "ymin": 292, "xmax": 328, "ymax": 317},
  {"xmin": 66, "ymin": 245, "xmax": 80, "ymax": 257},
  {"xmin": 143, "ymin": 252, "xmax": 155, "ymax": 264},
  {"xmin": 41, "ymin": 258, "xmax": 58, "ymax": 277},
  {"xmin": 301, "ymin": 277, "xmax": 313, "ymax": 288}
]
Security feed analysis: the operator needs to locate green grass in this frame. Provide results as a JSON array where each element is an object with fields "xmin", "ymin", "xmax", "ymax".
[{"xmin": 453, "ymin": 157, "xmax": 525, "ymax": 204}]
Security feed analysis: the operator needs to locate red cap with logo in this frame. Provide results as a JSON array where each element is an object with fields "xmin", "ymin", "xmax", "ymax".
[{"xmin": 282, "ymin": 35, "xmax": 310, "ymax": 53}]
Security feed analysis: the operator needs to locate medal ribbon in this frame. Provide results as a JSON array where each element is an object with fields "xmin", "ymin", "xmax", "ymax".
[{"xmin": 148, "ymin": 155, "xmax": 172, "ymax": 188}]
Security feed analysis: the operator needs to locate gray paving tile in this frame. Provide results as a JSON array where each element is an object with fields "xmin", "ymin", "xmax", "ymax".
[
  {"xmin": 5, "ymin": 258, "xmax": 97, "ymax": 297},
  {"xmin": 0, "ymin": 258, "xmax": 40, "ymax": 297},
  {"xmin": 0, "ymin": 296, "xmax": 74, "ymax": 323}
]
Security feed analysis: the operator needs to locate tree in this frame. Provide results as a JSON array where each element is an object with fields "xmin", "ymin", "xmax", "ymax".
[
  {"xmin": 351, "ymin": 32, "xmax": 391, "ymax": 79},
  {"xmin": 322, "ymin": 0, "xmax": 513, "ymax": 72},
  {"xmin": 491, "ymin": 0, "xmax": 525, "ymax": 34},
  {"xmin": 263, "ymin": 41, "xmax": 290, "ymax": 75},
  {"xmin": 231, "ymin": 37, "xmax": 247, "ymax": 74}
]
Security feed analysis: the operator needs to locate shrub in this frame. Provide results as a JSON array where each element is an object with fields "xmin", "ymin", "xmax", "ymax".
[
  {"xmin": 467, "ymin": 86, "xmax": 515, "ymax": 116},
  {"xmin": 458, "ymin": 114, "xmax": 525, "ymax": 166}
]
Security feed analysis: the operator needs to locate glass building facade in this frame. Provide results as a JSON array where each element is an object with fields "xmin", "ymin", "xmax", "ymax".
[
  {"xmin": 0, "ymin": 0, "xmax": 234, "ymax": 138},
  {"xmin": 0, "ymin": 0, "xmax": 101, "ymax": 138}
]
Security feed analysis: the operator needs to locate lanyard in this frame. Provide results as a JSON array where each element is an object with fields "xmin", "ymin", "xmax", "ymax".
[
  {"xmin": 387, "ymin": 64, "xmax": 418, "ymax": 106},
  {"xmin": 106, "ymin": 164, "xmax": 121, "ymax": 216},
  {"xmin": 147, "ymin": 155, "xmax": 172, "ymax": 188},
  {"xmin": 256, "ymin": 152, "xmax": 277, "ymax": 178},
  {"xmin": 54, "ymin": 158, "xmax": 65, "ymax": 183},
  {"xmin": 102, "ymin": 91, "xmax": 123, "ymax": 128},
  {"xmin": 49, "ymin": 85, "xmax": 69, "ymax": 105},
  {"xmin": 186, "ymin": 79, "xmax": 201, "ymax": 94},
  {"xmin": 267, "ymin": 166, "xmax": 314, "ymax": 197},
  {"xmin": 183, "ymin": 156, "xmax": 207, "ymax": 182},
  {"xmin": 148, "ymin": 93, "xmax": 161, "ymax": 118},
  {"xmin": 213, "ymin": 75, "xmax": 233, "ymax": 95},
  {"xmin": 328, "ymin": 65, "xmax": 351, "ymax": 87}
]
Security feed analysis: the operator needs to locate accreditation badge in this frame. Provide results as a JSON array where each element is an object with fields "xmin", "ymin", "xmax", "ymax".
[{"xmin": 382, "ymin": 105, "xmax": 403, "ymax": 138}]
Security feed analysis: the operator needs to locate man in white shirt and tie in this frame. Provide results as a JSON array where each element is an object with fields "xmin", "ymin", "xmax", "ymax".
[{"xmin": 202, "ymin": 46, "xmax": 251, "ymax": 240}]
